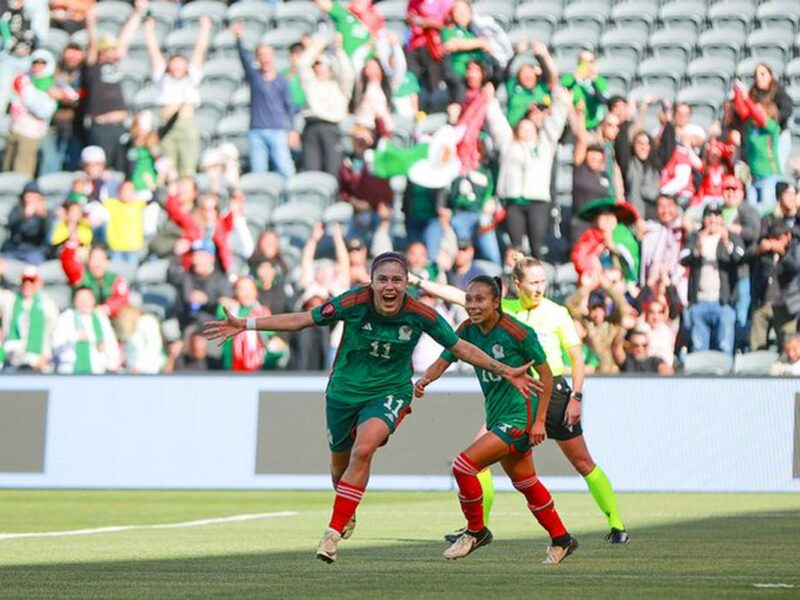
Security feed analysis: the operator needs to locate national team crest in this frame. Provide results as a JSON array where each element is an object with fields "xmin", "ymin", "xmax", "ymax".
[
  {"xmin": 398, "ymin": 325, "xmax": 412, "ymax": 341},
  {"xmin": 492, "ymin": 344, "xmax": 505, "ymax": 359}
]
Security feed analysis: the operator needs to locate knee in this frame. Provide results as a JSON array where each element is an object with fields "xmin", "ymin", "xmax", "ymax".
[
  {"xmin": 571, "ymin": 455, "xmax": 596, "ymax": 477},
  {"xmin": 349, "ymin": 443, "xmax": 377, "ymax": 466}
]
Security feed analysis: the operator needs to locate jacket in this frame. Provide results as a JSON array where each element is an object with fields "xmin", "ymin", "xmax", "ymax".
[
  {"xmin": 680, "ymin": 231, "xmax": 745, "ymax": 305},
  {"xmin": 485, "ymin": 95, "xmax": 568, "ymax": 202},
  {"xmin": 752, "ymin": 237, "xmax": 800, "ymax": 316}
]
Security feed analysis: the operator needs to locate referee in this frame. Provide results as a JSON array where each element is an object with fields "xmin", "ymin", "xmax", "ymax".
[{"xmin": 410, "ymin": 257, "xmax": 629, "ymax": 544}]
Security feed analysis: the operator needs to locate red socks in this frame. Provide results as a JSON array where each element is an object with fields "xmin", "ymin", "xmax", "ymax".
[
  {"xmin": 328, "ymin": 480, "xmax": 365, "ymax": 533},
  {"xmin": 452, "ymin": 453, "xmax": 485, "ymax": 532},
  {"xmin": 513, "ymin": 475, "xmax": 567, "ymax": 540}
]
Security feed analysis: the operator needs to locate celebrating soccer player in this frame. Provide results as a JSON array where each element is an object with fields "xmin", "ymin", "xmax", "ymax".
[
  {"xmin": 410, "ymin": 257, "xmax": 629, "ymax": 544},
  {"xmin": 204, "ymin": 252, "xmax": 540, "ymax": 563},
  {"xmin": 415, "ymin": 275, "xmax": 578, "ymax": 564}
]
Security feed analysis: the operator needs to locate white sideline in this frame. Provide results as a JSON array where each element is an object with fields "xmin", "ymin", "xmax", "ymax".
[{"xmin": 0, "ymin": 511, "xmax": 299, "ymax": 541}]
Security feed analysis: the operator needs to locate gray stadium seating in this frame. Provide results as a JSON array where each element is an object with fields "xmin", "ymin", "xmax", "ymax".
[
  {"xmin": 563, "ymin": 1, "xmax": 611, "ymax": 36},
  {"xmin": 164, "ymin": 26, "xmax": 200, "ymax": 57},
  {"xmin": 678, "ymin": 85, "xmax": 725, "ymax": 129},
  {"xmin": 272, "ymin": 201, "xmax": 323, "ymax": 245},
  {"xmin": 286, "ymin": 171, "xmax": 339, "ymax": 208},
  {"xmin": 323, "ymin": 202, "xmax": 355, "ymax": 226},
  {"xmin": 659, "ymin": 1, "xmax": 706, "ymax": 34},
  {"xmin": 687, "ymin": 56, "xmax": 735, "ymax": 91},
  {"xmin": 515, "ymin": 0, "xmax": 562, "ymax": 40},
  {"xmin": 94, "ymin": 0, "xmax": 133, "ymax": 29},
  {"xmin": 649, "ymin": 27, "xmax": 696, "ymax": 62},
  {"xmin": 273, "ymin": 1, "xmax": 322, "ymax": 34},
  {"xmin": 43, "ymin": 28, "xmax": 70, "ymax": 56},
  {"xmin": 474, "ymin": 259, "xmax": 503, "ymax": 278},
  {"xmin": 135, "ymin": 259, "xmax": 171, "ymax": 285},
  {"xmin": 240, "ymin": 172, "xmax": 285, "ymax": 206},
  {"xmin": 708, "ymin": 0, "xmax": 756, "ymax": 35},
  {"xmin": 601, "ymin": 26, "xmax": 649, "ymax": 64},
  {"xmin": 37, "ymin": 171, "xmax": 75, "ymax": 206},
  {"xmin": 472, "ymin": 0, "xmax": 514, "ymax": 29},
  {"xmin": 180, "ymin": 0, "xmax": 228, "ymax": 34},
  {"xmin": 699, "ymin": 28, "xmax": 746, "ymax": 64},
  {"xmin": 638, "ymin": 56, "xmax": 687, "ymax": 94},
  {"xmin": 260, "ymin": 28, "xmax": 305, "ymax": 52},
  {"xmin": 733, "ymin": 350, "xmax": 780, "ymax": 375},
  {"xmin": 43, "ymin": 284, "xmax": 72, "ymax": 312},
  {"xmin": 551, "ymin": 26, "xmax": 600, "ymax": 61},
  {"xmin": 683, "ymin": 351, "xmax": 734, "ymax": 376},
  {"xmin": 38, "ymin": 260, "xmax": 67, "ymax": 285},
  {"xmin": 611, "ymin": 0, "xmax": 659, "ymax": 34},
  {"xmin": 203, "ymin": 58, "xmax": 244, "ymax": 95},
  {"xmin": 787, "ymin": 58, "xmax": 800, "ymax": 87},
  {"xmin": 747, "ymin": 28, "xmax": 795, "ymax": 66}
]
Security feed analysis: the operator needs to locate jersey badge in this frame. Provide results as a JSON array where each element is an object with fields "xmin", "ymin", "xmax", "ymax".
[
  {"xmin": 362, "ymin": 323, "xmax": 373, "ymax": 331},
  {"xmin": 492, "ymin": 344, "xmax": 505, "ymax": 359},
  {"xmin": 398, "ymin": 325, "xmax": 412, "ymax": 341},
  {"xmin": 321, "ymin": 301, "xmax": 335, "ymax": 318}
]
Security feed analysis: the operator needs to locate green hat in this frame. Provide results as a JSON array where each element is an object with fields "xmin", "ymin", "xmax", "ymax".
[
  {"xmin": 63, "ymin": 191, "xmax": 88, "ymax": 207},
  {"xmin": 576, "ymin": 197, "xmax": 639, "ymax": 225}
]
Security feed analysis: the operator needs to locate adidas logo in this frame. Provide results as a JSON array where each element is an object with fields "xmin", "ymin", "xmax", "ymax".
[{"xmin": 362, "ymin": 323, "xmax": 373, "ymax": 331}]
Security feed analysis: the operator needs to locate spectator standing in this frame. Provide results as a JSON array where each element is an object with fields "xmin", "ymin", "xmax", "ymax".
[
  {"xmin": 233, "ymin": 23, "xmax": 296, "ymax": 180},
  {"xmin": 114, "ymin": 304, "xmax": 163, "ymax": 374},
  {"xmin": 720, "ymin": 176, "xmax": 760, "ymax": 348},
  {"xmin": 624, "ymin": 131, "xmax": 660, "ymax": 221},
  {"xmin": 440, "ymin": 0, "xmax": 490, "ymax": 104},
  {"xmin": 352, "ymin": 57, "xmax": 395, "ymax": 134},
  {"xmin": 0, "ymin": 266, "xmax": 58, "ymax": 372},
  {"xmin": 253, "ymin": 259, "xmax": 289, "ymax": 315},
  {"xmin": 748, "ymin": 63, "xmax": 794, "ymax": 172},
  {"xmin": 298, "ymin": 34, "xmax": 355, "ymax": 175},
  {"xmin": 216, "ymin": 277, "xmax": 277, "ymax": 372},
  {"xmin": 40, "ymin": 42, "xmax": 85, "ymax": 173},
  {"xmin": 405, "ymin": 0, "xmax": 452, "ymax": 109},
  {"xmin": 314, "ymin": 0, "xmax": 378, "ymax": 75},
  {"xmin": 52, "ymin": 286, "xmax": 121, "ymax": 374},
  {"xmin": 680, "ymin": 202, "xmax": 745, "ymax": 356},
  {"xmin": 60, "ymin": 240, "xmax": 130, "ymax": 318},
  {"xmin": 616, "ymin": 329, "xmax": 673, "ymax": 375},
  {"xmin": 484, "ymin": 84, "xmax": 570, "ymax": 258},
  {"xmin": 571, "ymin": 142, "xmax": 614, "ymax": 242},
  {"xmin": 504, "ymin": 40, "xmax": 556, "ymax": 128},
  {"xmin": 560, "ymin": 50, "xmax": 607, "ymax": 131},
  {"xmin": 0, "ymin": 0, "xmax": 48, "ymax": 115},
  {"xmin": 101, "ymin": 180, "xmax": 149, "ymax": 265},
  {"xmin": 639, "ymin": 194, "xmax": 684, "ymax": 296},
  {"xmin": 144, "ymin": 14, "xmax": 211, "ymax": 177},
  {"xmin": 2, "ymin": 182, "xmax": 51, "ymax": 264},
  {"xmin": 83, "ymin": 1, "xmax": 144, "ymax": 171},
  {"xmin": 403, "ymin": 181, "xmax": 447, "ymax": 260},
  {"xmin": 750, "ymin": 222, "xmax": 800, "ymax": 351},
  {"xmin": 762, "ymin": 182, "xmax": 799, "ymax": 239},
  {"xmin": 80, "ymin": 145, "xmax": 120, "ymax": 204}
]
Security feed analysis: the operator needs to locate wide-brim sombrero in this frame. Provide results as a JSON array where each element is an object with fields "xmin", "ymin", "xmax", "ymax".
[{"xmin": 576, "ymin": 197, "xmax": 640, "ymax": 225}]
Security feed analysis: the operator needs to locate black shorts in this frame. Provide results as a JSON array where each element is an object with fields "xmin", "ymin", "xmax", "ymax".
[{"xmin": 545, "ymin": 377, "xmax": 583, "ymax": 441}]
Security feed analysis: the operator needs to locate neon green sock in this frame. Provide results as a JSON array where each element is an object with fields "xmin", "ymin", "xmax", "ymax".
[
  {"xmin": 477, "ymin": 468, "xmax": 494, "ymax": 525},
  {"xmin": 584, "ymin": 465, "xmax": 625, "ymax": 530}
]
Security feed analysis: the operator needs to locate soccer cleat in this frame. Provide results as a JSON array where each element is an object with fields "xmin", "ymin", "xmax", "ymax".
[
  {"xmin": 443, "ymin": 526, "xmax": 466, "ymax": 544},
  {"xmin": 605, "ymin": 528, "xmax": 629, "ymax": 544},
  {"xmin": 316, "ymin": 527, "xmax": 342, "ymax": 564},
  {"xmin": 443, "ymin": 527, "xmax": 493, "ymax": 560},
  {"xmin": 542, "ymin": 535, "xmax": 579, "ymax": 565},
  {"xmin": 341, "ymin": 516, "xmax": 357, "ymax": 540}
]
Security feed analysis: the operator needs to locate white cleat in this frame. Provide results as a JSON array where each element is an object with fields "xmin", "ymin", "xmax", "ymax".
[
  {"xmin": 316, "ymin": 527, "xmax": 342, "ymax": 563},
  {"xmin": 542, "ymin": 535, "xmax": 578, "ymax": 565},
  {"xmin": 443, "ymin": 528, "xmax": 493, "ymax": 560},
  {"xmin": 341, "ymin": 516, "xmax": 357, "ymax": 540}
]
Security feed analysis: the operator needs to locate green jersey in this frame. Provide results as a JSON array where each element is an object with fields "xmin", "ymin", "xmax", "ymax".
[
  {"xmin": 449, "ymin": 166, "xmax": 494, "ymax": 213},
  {"xmin": 505, "ymin": 78, "xmax": 551, "ymax": 127},
  {"xmin": 745, "ymin": 118, "xmax": 782, "ymax": 178},
  {"xmin": 441, "ymin": 314, "xmax": 547, "ymax": 431},
  {"xmin": 329, "ymin": 2, "xmax": 373, "ymax": 63},
  {"xmin": 312, "ymin": 286, "xmax": 460, "ymax": 403},
  {"xmin": 560, "ymin": 73, "xmax": 608, "ymax": 130},
  {"xmin": 441, "ymin": 25, "xmax": 486, "ymax": 77}
]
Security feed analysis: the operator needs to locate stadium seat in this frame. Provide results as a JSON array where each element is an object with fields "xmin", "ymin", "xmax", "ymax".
[
  {"xmin": 787, "ymin": 59, "xmax": 800, "ymax": 87},
  {"xmin": 273, "ymin": 1, "xmax": 322, "ymax": 34},
  {"xmin": 1, "ymin": 259, "xmax": 28, "ymax": 285},
  {"xmin": 708, "ymin": 0, "xmax": 756, "ymax": 35},
  {"xmin": 562, "ymin": 1, "xmax": 611, "ymax": 36},
  {"xmin": 649, "ymin": 27, "xmax": 696, "ymax": 62},
  {"xmin": 678, "ymin": 85, "xmax": 724, "ymax": 129},
  {"xmin": 240, "ymin": 172, "xmax": 285, "ymax": 206},
  {"xmin": 514, "ymin": 0, "xmax": 562, "ymax": 40},
  {"xmin": 37, "ymin": 171, "xmax": 75, "ymax": 206},
  {"xmin": 637, "ymin": 56, "xmax": 686, "ymax": 94},
  {"xmin": 507, "ymin": 27, "xmax": 552, "ymax": 49},
  {"xmin": 551, "ymin": 26, "xmax": 600, "ymax": 62},
  {"xmin": 43, "ymin": 28, "xmax": 70, "ymax": 56},
  {"xmin": 683, "ymin": 351, "xmax": 734, "ymax": 376},
  {"xmin": 601, "ymin": 26, "xmax": 649, "ymax": 65},
  {"xmin": 260, "ymin": 28, "xmax": 306, "ymax": 52},
  {"xmin": 272, "ymin": 201, "xmax": 323, "ymax": 246},
  {"xmin": 698, "ymin": 28, "xmax": 745, "ymax": 64},
  {"xmin": 164, "ymin": 27, "xmax": 200, "ymax": 57},
  {"xmin": 215, "ymin": 112, "xmax": 249, "ymax": 146},
  {"xmin": 135, "ymin": 259, "xmax": 171, "ymax": 285},
  {"xmin": 38, "ymin": 259, "xmax": 67, "ymax": 285},
  {"xmin": 322, "ymin": 202, "xmax": 355, "ymax": 226},
  {"xmin": 202, "ymin": 58, "xmax": 244, "ymax": 95},
  {"xmin": 180, "ymin": 0, "xmax": 228, "ymax": 34},
  {"xmin": 687, "ymin": 56, "xmax": 736, "ymax": 91},
  {"xmin": 286, "ymin": 171, "xmax": 339, "ymax": 208},
  {"xmin": 0, "ymin": 198, "xmax": 17, "ymax": 225},
  {"xmin": 472, "ymin": 0, "xmax": 514, "ymax": 29},
  {"xmin": 553, "ymin": 262, "xmax": 578, "ymax": 298},
  {"xmin": 94, "ymin": 0, "xmax": 133, "ymax": 29},
  {"xmin": 148, "ymin": 1, "xmax": 179, "ymax": 30},
  {"xmin": 733, "ymin": 350, "xmax": 780, "ymax": 375},
  {"xmin": 161, "ymin": 317, "xmax": 182, "ymax": 342},
  {"xmin": 133, "ymin": 85, "xmax": 158, "ymax": 113},
  {"xmin": 243, "ymin": 201, "xmax": 273, "ymax": 229},
  {"xmin": 756, "ymin": 0, "xmax": 800, "ymax": 35},
  {"xmin": 226, "ymin": 1, "xmax": 273, "ymax": 32},
  {"xmin": 140, "ymin": 283, "xmax": 178, "ymax": 318},
  {"xmin": 596, "ymin": 55, "xmax": 636, "ymax": 95},
  {"xmin": 42, "ymin": 284, "xmax": 72, "ymax": 312},
  {"xmin": 108, "ymin": 261, "xmax": 139, "ymax": 284},
  {"xmin": 0, "ymin": 173, "xmax": 28, "ymax": 202},
  {"xmin": 211, "ymin": 30, "xmax": 250, "ymax": 61},
  {"xmin": 611, "ymin": 0, "xmax": 658, "ymax": 34},
  {"xmin": 474, "ymin": 259, "xmax": 502, "ymax": 278},
  {"xmin": 746, "ymin": 28, "xmax": 795, "ymax": 66},
  {"xmin": 659, "ymin": 0, "xmax": 706, "ymax": 34}
]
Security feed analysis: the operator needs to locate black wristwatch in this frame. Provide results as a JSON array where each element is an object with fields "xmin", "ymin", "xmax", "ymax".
[{"xmin": 570, "ymin": 391, "xmax": 583, "ymax": 401}]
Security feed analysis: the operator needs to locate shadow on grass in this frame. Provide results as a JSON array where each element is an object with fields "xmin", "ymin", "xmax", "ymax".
[{"xmin": 1, "ymin": 510, "xmax": 799, "ymax": 599}]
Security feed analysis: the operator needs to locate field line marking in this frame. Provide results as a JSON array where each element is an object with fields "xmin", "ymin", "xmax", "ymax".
[{"xmin": 0, "ymin": 511, "xmax": 299, "ymax": 541}]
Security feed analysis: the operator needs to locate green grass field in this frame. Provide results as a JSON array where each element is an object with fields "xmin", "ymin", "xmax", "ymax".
[{"xmin": 0, "ymin": 490, "xmax": 798, "ymax": 598}]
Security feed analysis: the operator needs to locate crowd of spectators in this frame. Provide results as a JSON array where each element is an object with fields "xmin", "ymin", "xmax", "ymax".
[{"xmin": 1, "ymin": 0, "xmax": 800, "ymax": 376}]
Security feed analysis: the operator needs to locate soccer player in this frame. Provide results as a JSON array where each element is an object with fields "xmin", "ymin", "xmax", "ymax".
[
  {"xmin": 204, "ymin": 252, "xmax": 539, "ymax": 563},
  {"xmin": 409, "ymin": 257, "xmax": 629, "ymax": 543},
  {"xmin": 415, "ymin": 276, "xmax": 578, "ymax": 564}
]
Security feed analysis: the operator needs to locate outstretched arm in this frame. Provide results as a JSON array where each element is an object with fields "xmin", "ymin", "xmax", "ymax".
[
  {"xmin": 414, "ymin": 357, "xmax": 452, "ymax": 398},
  {"xmin": 118, "ymin": 0, "xmax": 146, "ymax": 59},
  {"xmin": 191, "ymin": 16, "xmax": 213, "ymax": 70},
  {"xmin": 408, "ymin": 273, "xmax": 466, "ymax": 305},
  {"xmin": 450, "ymin": 339, "xmax": 542, "ymax": 399},
  {"xmin": 204, "ymin": 308, "xmax": 315, "ymax": 344},
  {"xmin": 143, "ymin": 15, "xmax": 165, "ymax": 75}
]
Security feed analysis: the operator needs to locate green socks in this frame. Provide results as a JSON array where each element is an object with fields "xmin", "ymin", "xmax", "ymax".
[
  {"xmin": 476, "ymin": 468, "xmax": 495, "ymax": 525},
  {"xmin": 584, "ymin": 465, "xmax": 625, "ymax": 530}
]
